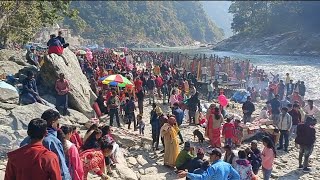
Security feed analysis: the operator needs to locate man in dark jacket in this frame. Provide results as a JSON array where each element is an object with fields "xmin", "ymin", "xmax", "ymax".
[
  {"xmin": 295, "ymin": 116, "xmax": 316, "ymax": 172},
  {"xmin": 187, "ymin": 148, "xmax": 205, "ymax": 173},
  {"xmin": 242, "ymin": 96, "xmax": 255, "ymax": 124},
  {"xmin": 21, "ymin": 71, "xmax": 44, "ymax": 105},
  {"xmin": 288, "ymin": 104, "xmax": 301, "ymax": 139},
  {"xmin": 146, "ymin": 76, "xmax": 155, "ymax": 104},
  {"xmin": 278, "ymin": 80, "xmax": 286, "ymax": 100},
  {"xmin": 56, "ymin": 31, "xmax": 69, "ymax": 48}
]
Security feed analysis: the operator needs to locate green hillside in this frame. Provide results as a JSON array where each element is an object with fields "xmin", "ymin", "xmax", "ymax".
[{"xmin": 64, "ymin": 1, "xmax": 224, "ymax": 47}]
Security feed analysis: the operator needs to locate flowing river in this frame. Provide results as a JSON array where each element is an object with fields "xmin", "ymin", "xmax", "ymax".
[{"xmin": 137, "ymin": 47, "xmax": 320, "ymax": 102}]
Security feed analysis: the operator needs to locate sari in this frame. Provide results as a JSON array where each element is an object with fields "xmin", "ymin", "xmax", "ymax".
[
  {"xmin": 206, "ymin": 114, "xmax": 223, "ymax": 147},
  {"xmin": 160, "ymin": 123, "xmax": 180, "ymax": 167}
]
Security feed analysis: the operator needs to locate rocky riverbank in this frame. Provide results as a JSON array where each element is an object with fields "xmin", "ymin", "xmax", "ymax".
[
  {"xmin": 0, "ymin": 49, "xmax": 320, "ymax": 180},
  {"xmin": 214, "ymin": 31, "xmax": 320, "ymax": 56}
]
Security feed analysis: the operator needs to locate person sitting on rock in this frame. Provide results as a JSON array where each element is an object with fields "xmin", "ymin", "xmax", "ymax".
[
  {"xmin": 187, "ymin": 148, "xmax": 205, "ymax": 173},
  {"xmin": 55, "ymin": 73, "xmax": 70, "ymax": 116},
  {"xmin": 57, "ymin": 30, "xmax": 69, "ymax": 48},
  {"xmin": 47, "ymin": 34, "xmax": 68, "ymax": 66},
  {"xmin": 25, "ymin": 46, "xmax": 40, "ymax": 69},
  {"xmin": 175, "ymin": 141, "xmax": 195, "ymax": 170},
  {"xmin": 20, "ymin": 71, "xmax": 44, "ymax": 105}
]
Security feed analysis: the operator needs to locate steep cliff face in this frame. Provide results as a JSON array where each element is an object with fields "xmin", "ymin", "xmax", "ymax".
[{"xmin": 64, "ymin": 1, "xmax": 224, "ymax": 47}]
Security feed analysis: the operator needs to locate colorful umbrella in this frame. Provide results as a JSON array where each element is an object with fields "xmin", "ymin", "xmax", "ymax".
[
  {"xmin": 102, "ymin": 75, "xmax": 133, "ymax": 87},
  {"xmin": 102, "ymin": 74, "xmax": 126, "ymax": 83}
]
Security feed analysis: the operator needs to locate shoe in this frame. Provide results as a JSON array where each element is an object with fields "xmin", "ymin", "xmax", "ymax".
[
  {"xmin": 277, "ymin": 147, "xmax": 283, "ymax": 150},
  {"xmin": 303, "ymin": 167, "xmax": 311, "ymax": 173},
  {"xmin": 160, "ymin": 150, "xmax": 164, "ymax": 153},
  {"xmin": 298, "ymin": 165, "xmax": 303, "ymax": 169},
  {"xmin": 179, "ymin": 142, "xmax": 184, "ymax": 145},
  {"xmin": 284, "ymin": 149, "xmax": 288, "ymax": 152}
]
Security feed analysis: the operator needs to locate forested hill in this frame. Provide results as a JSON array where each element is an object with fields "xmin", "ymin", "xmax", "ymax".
[
  {"xmin": 64, "ymin": 1, "xmax": 224, "ymax": 47},
  {"xmin": 214, "ymin": 1, "xmax": 320, "ymax": 56}
]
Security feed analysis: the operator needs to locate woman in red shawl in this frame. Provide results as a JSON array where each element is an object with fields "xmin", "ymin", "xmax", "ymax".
[
  {"xmin": 80, "ymin": 138, "xmax": 113, "ymax": 180},
  {"xmin": 206, "ymin": 105, "xmax": 224, "ymax": 148}
]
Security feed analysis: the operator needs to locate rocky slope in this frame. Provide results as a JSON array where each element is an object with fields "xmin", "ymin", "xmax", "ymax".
[
  {"xmin": 65, "ymin": 1, "xmax": 224, "ymax": 47},
  {"xmin": 214, "ymin": 31, "xmax": 320, "ymax": 56}
]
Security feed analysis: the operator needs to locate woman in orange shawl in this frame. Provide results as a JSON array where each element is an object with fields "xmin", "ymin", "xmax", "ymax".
[
  {"xmin": 206, "ymin": 105, "xmax": 224, "ymax": 148},
  {"xmin": 160, "ymin": 116, "xmax": 180, "ymax": 167}
]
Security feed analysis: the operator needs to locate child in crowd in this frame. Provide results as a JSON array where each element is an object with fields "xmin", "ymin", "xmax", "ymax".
[
  {"xmin": 136, "ymin": 114, "xmax": 145, "ymax": 135},
  {"xmin": 222, "ymin": 116, "xmax": 235, "ymax": 147},
  {"xmin": 233, "ymin": 119, "xmax": 243, "ymax": 147}
]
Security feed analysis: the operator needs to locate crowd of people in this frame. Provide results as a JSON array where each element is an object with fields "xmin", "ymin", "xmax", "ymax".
[{"xmin": 3, "ymin": 35, "xmax": 319, "ymax": 180}]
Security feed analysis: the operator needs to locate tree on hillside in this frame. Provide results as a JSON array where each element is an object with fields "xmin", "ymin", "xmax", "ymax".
[{"xmin": 0, "ymin": 0, "xmax": 82, "ymax": 48}]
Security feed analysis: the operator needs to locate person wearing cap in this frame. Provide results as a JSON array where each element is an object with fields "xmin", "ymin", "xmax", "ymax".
[
  {"xmin": 245, "ymin": 140, "xmax": 262, "ymax": 175},
  {"xmin": 187, "ymin": 148, "xmax": 205, "ymax": 173},
  {"xmin": 178, "ymin": 148, "xmax": 240, "ymax": 179},
  {"xmin": 175, "ymin": 141, "xmax": 194, "ymax": 170}
]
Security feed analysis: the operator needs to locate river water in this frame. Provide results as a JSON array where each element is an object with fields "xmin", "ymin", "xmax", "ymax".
[{"xmin": 137, "ymin": 47, "xmax": 320, "ymax": 101}]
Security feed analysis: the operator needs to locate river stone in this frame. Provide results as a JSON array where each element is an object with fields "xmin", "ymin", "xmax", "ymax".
[
  {"xmin": 40, "ymin": 48, "xmax": 96, "ymax": 117},
  {"xmin": 0, "ymin": 88, "xmax": 19, "ymax": 104},
  {"xmin": 0, "ymin": 102, "xmax": 18, "ymax": 110},
  {"xmin": 136, "ymin": 155, "xmax": 148, "ymax": 166},
  {"xmin": 115, "ymin": 163, "xmax": 138, "ymax": 180},
  {"xmin": 62, "ymin": 108, "xmax": 90, "ymax": 124},
  {"xmin": 0, "ymin": 61, "xmax": 24, "ymax": 76},
  {"xmin": 144, "ymin": 167, "xmax": 158, "ymax": 175},
  {"xmin": 10, "ymin": 103, "xmax": 54, "ymax": 130},
  {"xmin": 127, "ymin": 156, "xmax": 138, "ymax": 165}
]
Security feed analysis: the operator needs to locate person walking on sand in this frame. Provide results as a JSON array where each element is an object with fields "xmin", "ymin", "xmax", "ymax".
[
  {"xmin": 172, "ymin": 102, "xmax": 185, "ymax": 144},
  {"xmin": 268, "ymin": 94, "xmax": 281, "ymax": 125},
  {"xmin": 107, "ymin": 91, "xmax": 121, "ymax": 127},
  {"xmin": 295, "ymin": 116, "xmax": 316, "ymax": 172},
  {"xmin": 5, "ymin": 118, "xmax": 62, "ymax": 180}
]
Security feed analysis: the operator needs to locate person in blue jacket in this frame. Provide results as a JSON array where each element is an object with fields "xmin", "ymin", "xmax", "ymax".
[
  {"xmin": 178, "ymin": 148, "xmax": 240, "ymax": 180},
  {"xmin": 20, "ymin": 109, "xmax": 71, "ymax": 180}
]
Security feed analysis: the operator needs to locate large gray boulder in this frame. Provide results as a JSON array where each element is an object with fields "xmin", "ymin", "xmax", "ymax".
[
  {"xmin": 40, "ymin": 48, "xmax": 96, "ymax": 118},
  {"xmin": 0, "ymin": 87, "xmax": 19, "ymax": 104},
  {"xmin": 10, "ymin": 103, "xmax": 54, "ymax": 130},
  {"xmin": 0, "ymin": 61, "xmax": 25, "ymax": 76}
]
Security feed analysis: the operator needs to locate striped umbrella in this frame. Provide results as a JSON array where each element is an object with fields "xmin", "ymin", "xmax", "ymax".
[{"xmin": 102, "ymin": 74, "xmax": 126, "ymax": 83}]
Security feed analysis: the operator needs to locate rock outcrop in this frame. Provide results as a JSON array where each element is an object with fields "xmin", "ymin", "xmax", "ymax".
[
  {"xmin": 214, "ymin": 31, "xmax": 320, "ymax": 56},
  {"xmin": 40, "ymin": 48, "xmax": 96, "ymax": 117}
]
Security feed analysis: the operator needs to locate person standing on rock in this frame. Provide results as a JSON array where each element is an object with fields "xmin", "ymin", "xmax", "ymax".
[
  {"xmin": 5, "ymin": 118, "xmax": 62, "ymax": 180},
  {"xmin": 107, "ymin": 91, "xmax": 121, "ymax": 128},
  {"xmin": 55, "ymin": 73, "xmax": 70, "ymax": 116},
  {"xmin": 295, "ymin": 116, "xmax": 316, "ymax": 173},
  {"xmin": 242, "ymin": 96, "xmax": 255, "ymax": 124},
  {"xmin": 20, "ymin": 109, "xmax": 71, "ymax": 180},
  {"xmin": 178, "ymin": 148, "xmax": 240, "ymax": 180}
]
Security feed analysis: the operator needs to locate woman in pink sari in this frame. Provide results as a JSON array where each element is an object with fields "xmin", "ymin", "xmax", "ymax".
[
  {"xmin": 206, "ymin": 105, "xmax": 224, "ymax": 147},
  {"xmin": 59, "ymin": 126, "xmax": 84, "ymax": 180}
]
